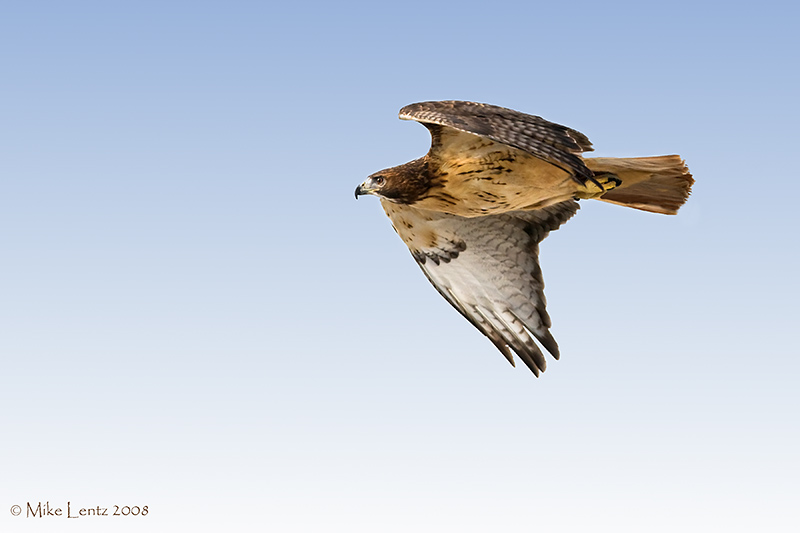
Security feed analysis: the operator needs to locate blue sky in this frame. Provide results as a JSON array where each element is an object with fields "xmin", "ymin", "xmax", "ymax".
[{"xmin": 1, "ymin": 1, "xmax": 798, "ymax": 531}]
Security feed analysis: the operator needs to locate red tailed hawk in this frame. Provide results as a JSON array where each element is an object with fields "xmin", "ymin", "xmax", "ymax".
[{"xmin": 355, "ymin": 101, "xmax": 693, "ymax": 376}]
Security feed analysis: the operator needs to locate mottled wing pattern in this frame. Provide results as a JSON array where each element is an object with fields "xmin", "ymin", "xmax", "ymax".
[
  {"xmin": 383, "ymin": 199, "xmax": 579, "ymax": 376},
  {"xmin": 400, "ymin": 100, "xmax": 595, "ymax": 183}
]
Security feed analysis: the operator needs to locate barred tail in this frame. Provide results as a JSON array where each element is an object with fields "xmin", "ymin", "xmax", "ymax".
[{"xmin": 584, "ymin": 155, "xmax": 694, "ymax": 215}]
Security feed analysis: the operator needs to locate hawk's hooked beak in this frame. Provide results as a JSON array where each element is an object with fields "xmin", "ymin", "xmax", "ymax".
[{"xmin": 354, "ymin": 177, "xmax": 380, "ymax": 199}]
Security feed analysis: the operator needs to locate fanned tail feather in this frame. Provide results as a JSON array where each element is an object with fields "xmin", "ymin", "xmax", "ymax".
[{"xmin": 585, "ymin": 155, "xmax": 694, "ymax": 215}]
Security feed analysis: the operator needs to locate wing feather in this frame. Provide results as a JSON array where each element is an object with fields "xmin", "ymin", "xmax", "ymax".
[
  {"xmin": 382, "ymin": 199, "xmax": 579, "ymax": 375},
  {"xmin": 400, "ymin": 100, "xmax": 594, "ymax": 182}
]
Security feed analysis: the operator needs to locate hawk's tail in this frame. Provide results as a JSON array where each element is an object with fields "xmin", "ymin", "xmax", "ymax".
[{"xmin": 584, "ymin": 155, "xmax": 694, "ymax": 215}]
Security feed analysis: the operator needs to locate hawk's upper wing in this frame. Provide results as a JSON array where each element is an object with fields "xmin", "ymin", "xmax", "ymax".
[
  {"xmin": 400, "ymin": 100, "xmax": 595, "ymax": 183},
  {"xmin": 381, "ymin": 199, "xmax": 579, "ymax": 376}
]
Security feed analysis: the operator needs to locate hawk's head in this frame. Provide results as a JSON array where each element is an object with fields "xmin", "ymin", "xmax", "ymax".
[{"xmin": 355, "ymin": 158, "xmax": 431, "ymax": 204}]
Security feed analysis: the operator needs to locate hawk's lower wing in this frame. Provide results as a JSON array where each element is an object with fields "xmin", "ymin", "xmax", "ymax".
[{"xmin": 382, "ymin": 199, "xmax": 579, "ymax": 376}]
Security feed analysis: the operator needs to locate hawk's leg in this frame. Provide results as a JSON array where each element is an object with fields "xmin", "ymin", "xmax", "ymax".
[{"xmin": 576, "ymin": 173, "xmax": 622, "ymax": 199}]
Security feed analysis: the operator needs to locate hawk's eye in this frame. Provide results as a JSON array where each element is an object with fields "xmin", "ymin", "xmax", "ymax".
[{"xmin": 373, "ymin": 176, "xmax": 385, "ymax": 186}]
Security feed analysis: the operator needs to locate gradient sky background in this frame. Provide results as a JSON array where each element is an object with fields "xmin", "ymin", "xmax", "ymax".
[{"xmin": 1, "ymin": 1, "xmax": 798, "ymax": 532}]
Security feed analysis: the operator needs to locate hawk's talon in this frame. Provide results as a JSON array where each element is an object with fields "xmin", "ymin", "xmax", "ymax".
[
  {"xmin": 577, "ymin": 173, "xmax": 621, "ymax": 199},
  {"xmin": 587, "ymin": 176, "xmax": 606, "ymax": 192}
]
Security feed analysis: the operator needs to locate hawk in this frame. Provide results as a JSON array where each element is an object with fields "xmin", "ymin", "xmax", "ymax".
[{"xmin": 355, "ymin": 101, "xmax": 693, "ymax": 376}]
